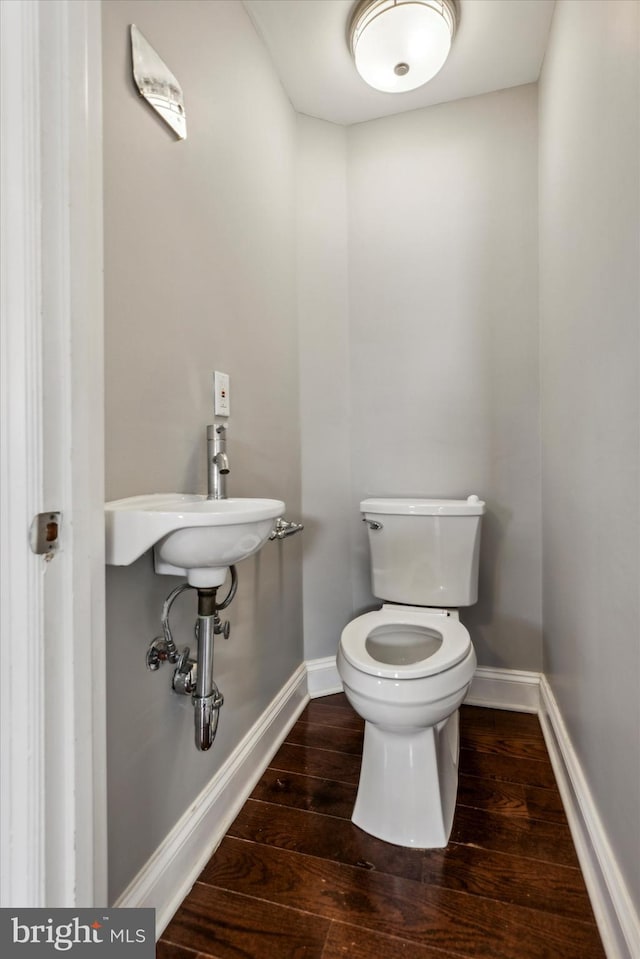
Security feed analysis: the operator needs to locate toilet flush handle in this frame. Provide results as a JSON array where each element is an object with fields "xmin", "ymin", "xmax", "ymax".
[{"xmin": 363, "ymin": 518, "xmax": 383, "ymax": 531}]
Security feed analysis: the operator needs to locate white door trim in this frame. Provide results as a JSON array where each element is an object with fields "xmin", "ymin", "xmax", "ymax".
[
  {"xmin": 0, "ymin": 0, "xmax": 106, "ymax": 907},
  {"xmin": 0, "ymin": 0, "xmax": 46, "ymax": 907}
]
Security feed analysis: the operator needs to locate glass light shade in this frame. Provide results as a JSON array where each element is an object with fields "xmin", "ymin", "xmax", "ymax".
[{"xmin": 350, "ymin": 0, "xmax": 457, "ymax": 94}]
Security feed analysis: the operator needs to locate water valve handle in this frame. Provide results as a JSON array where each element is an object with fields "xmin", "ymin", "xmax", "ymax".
[{"xmin": 172, "ymin": 646, "xmax": 197, "ymax": 695}]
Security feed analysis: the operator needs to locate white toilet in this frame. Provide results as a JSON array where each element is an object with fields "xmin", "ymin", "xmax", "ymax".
[{"xmin": 336, "ymin": 495, "xmax": 485, "ymax": 849}]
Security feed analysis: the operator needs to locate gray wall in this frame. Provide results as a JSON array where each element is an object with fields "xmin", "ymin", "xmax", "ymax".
[
  {"xmin": 103, "ymin": 0, "xmax": 301, "ymax": 903},
  {"xmin": 348, "ymin": 86, "xmax": 541, "ymax": 672},
  {"xmin": 296, "ymin": 116, "xmax": 354, "ymax": 661},
  {"xmin": 539, "ymin": 0, "xmax": 639, "ymax": 917},
  {"xmin": 298, "ymin": 85, "xmax": 542, "ymax": 670}
]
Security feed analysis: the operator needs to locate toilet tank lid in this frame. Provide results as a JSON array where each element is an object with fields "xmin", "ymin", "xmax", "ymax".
[{"xmin": 361, "ymin": 495, "xmax": 485, "ymax": 516}]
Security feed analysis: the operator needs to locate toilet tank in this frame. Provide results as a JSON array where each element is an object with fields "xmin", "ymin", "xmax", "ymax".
[{"xmin": 361, "ymin": 496, "xmax": 485, "ymax": 607}]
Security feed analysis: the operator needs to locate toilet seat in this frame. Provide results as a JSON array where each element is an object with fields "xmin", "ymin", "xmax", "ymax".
[{"xmin": 340, "ymin": 605, "xmax": 471, "ymax": 680}]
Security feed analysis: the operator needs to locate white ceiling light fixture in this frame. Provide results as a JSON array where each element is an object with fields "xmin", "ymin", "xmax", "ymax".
[{"xmin": 348, "ymin": 0, "xmax": 458, "ymax": 94}]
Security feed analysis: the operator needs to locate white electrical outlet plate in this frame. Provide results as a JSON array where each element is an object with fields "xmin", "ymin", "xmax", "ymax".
[{"xmin": 213, "ymin": 371, "xmax": 230, "ymax": 416}]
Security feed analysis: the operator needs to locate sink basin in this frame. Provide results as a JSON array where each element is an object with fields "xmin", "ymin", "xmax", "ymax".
[{"xmin": 105, "ymin": 494, "xmax": 285, "ymax": 587}]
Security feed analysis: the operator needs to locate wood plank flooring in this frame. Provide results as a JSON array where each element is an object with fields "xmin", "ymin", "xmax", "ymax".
[{"xmin": 158, "ymin": 695, "xmax": 605, "ymax": 959}]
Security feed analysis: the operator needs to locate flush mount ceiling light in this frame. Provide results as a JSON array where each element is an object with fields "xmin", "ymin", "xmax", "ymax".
[{"xmin": 348, "ymin": 0, "xmax": 458, "ymax": 94}]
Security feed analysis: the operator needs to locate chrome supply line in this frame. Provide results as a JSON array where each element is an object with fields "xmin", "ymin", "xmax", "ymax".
[
  {"xmin": 146, "ymin": 581, "xmax": 193, "ymax": 670},
  {"xmin": 146, "ymin": 566, "xmax": 238, "ymax": 751}
]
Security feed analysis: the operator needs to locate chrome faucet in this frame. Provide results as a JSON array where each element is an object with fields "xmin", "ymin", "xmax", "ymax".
[{"xmin": 207, "ymin": 424, "xmax": 229, "ymax": 500}]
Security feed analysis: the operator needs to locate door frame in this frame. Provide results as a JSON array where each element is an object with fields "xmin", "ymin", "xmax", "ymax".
[{"xmin": 0, "ymin": 0, "xmax": 106, "ymax": 906}]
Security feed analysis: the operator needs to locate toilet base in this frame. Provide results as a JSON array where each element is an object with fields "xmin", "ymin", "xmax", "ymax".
[{"xmin": 352, "ymin": 710, "xmax": 460, "ymax": 848}]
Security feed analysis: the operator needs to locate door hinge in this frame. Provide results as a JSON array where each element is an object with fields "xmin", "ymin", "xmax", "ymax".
[{"xmin": 30, "ymin": 511, "xmax": 61, "ymax": 557}]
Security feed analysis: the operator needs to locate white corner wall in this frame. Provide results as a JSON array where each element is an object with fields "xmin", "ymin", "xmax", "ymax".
[
  {"xmin": 346, "ymin": 85, "xmax": 542, "ymax": 670},
  {"xmin": 297, "ymin": 116, "xmax": 354, "ymax": 660},
  {"xmin": 102, "ymin": 0, "xmax": 302, "ymax": 903},
  {"xmin": 298, "ymin": 86, "xmax": 542, "ymax": 672},
  {"xmin": 539, "ymin": 0, "xmax": 640, "ymax": 940}
]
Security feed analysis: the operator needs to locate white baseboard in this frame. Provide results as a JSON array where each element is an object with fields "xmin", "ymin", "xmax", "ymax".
[
  {"xmin": 114, "ymin": 664, "xmax": 308, "ymax": 936},
  {"xmin": 539, "ymin": 677, "xmax": 640, "ymax": 959},
  {"xmin": 303, "ymin": 657, "xmax": 542, "ymax": 712},
  {"xmin": 305, "ymin": 655, "xmax": 342, "ymax": 697},
  {"xmin": 464, "ymin": 665, "xmax": 541, "ymax": 712}
]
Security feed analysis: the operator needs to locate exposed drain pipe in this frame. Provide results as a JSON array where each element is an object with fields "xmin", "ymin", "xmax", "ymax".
[
  {"xmin": 193, "ymin": 587, "xmax": 224, "ymax": 751},
  {"xmin": 147, "ymin": 567, "xmax": 238, "ymax": 751}
]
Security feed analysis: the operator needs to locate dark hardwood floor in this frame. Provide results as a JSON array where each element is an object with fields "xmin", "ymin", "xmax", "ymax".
[{"xmin": 157, "ymin": 695, "xmax": 606, "ymax": 959}]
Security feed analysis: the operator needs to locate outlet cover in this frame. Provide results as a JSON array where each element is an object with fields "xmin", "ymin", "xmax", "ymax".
[{"xmin": 213, "ymin": 370, "xmax": 230, "ymax": 416}]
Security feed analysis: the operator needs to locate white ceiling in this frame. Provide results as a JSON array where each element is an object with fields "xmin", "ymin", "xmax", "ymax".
[{"xmin": 243, "ymin": 0, "xmax": 555, "ymax": 126}]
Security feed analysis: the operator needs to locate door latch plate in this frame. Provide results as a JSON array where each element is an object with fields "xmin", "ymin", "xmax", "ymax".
[{"xmin": 30, "ymin": 511, "xmax": 61, "ymax": 556}]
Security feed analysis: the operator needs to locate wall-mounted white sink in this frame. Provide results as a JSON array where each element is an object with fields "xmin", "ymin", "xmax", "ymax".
[{"xmin": 105, "ymin": 494, "xmax": 285, "ymax": 587}]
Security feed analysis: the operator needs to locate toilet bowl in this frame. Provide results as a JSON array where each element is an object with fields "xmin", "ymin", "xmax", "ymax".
[
  {"xmin": 338, "ymin": 604, "xmax": 476, "ymax": 848},
  {"xmin": 336, "ymin": 495, "xmax": 485, "ymax": 849}
]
